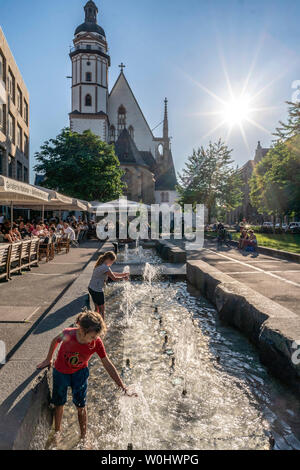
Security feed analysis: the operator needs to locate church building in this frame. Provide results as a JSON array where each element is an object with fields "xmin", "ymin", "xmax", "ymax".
[{"xmin": 69, "ymin": 1, "xmax": 178, "ymax": 205}]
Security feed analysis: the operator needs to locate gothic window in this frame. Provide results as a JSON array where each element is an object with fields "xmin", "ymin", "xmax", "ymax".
[
  {"xmin": 128, "ymin": 125, "xmax": 134, "ymax": 140},
  {"xmin": 86, "ymin": 72, "xmax": 92, "ymax": 82},
  {"xmin": 161, "ymin": 192, "xmax": 169, "ymax": 203},
  {"xmin": 118, "ymin": 105, "xmax": 126, "ymax": 135},
  {"xmin": 85, "ymin": 94, "xmax": 92, "ymax": 106},
  {"xmin": 109, "ymin": 125, "xmax": 116, "ymax": 142}
]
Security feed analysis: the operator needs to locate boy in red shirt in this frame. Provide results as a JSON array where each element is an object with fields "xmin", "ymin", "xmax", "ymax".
[{"xmin": 37, "ymin": 310, "xmax": 135, "ymax": 440}]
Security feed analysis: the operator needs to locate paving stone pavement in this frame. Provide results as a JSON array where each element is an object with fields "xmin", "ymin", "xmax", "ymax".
[{"xmin": 0, "ymin": 240, "xmax": 101, "ymax": 359}]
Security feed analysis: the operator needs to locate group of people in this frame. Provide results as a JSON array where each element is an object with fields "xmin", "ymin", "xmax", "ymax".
[
  {"xmin": 0, "ymin": 214, "xmax": 91, "ymax": 245},
  {"xmin": 37, "ymin": 250, "xmax": 133, "ymax": 443},
  {"xmin": 238, "ymin": 228, "xmax": 258, "ymax": 251}
]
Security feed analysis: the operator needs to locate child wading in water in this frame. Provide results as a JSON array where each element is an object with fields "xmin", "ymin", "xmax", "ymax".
[
  {"xmin": 37, "ymin": 310, "xmax": 135, "ymax": 440},
  {"xmin": 88, "ymin": 251, "xmax": 129, "ymax": 320}
]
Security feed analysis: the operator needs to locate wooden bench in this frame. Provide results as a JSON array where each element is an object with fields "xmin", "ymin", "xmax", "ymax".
[
  {"xmin": 0, "ymin": 244, "xmax": 11, "ymax": 281},
  {"xmin": 29, "ymin": 238, "xmax": 40, "ymax": 268},
  {"xmin": 8, "ymin": 242, "xmax": 23, "ymax": 279},
  {"xmin": 20, "ymin": 240, "xmax": 33, "ymax": 271}
]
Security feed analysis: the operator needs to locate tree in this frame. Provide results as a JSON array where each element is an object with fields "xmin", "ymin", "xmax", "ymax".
[
  {"xmin": 177, "ymin": 139, "xmax": 243, "ymax": 223},
  {"xmin": 34, "ymin": 128, "xmax": 125, "ymax": 202},
  {"xmin": 250, "ymin": 136, "xmax": 300, "ymax": 220},
  {"xmin": 274, "ymin": 101, "xmax": 300, "ymax": 141}
]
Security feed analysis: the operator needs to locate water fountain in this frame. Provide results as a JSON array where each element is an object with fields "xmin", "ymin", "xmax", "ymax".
[
  {"xmin": 124, "ymin": 244, "xmax": 129, "ymax": 263},
  {"xmin": 41, "ymin": 245, "xmax": 300, "ymax": 451}
]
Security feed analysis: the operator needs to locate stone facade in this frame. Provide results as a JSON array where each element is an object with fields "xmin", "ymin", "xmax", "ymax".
[
  {"xmin": 0, "ymin": 27, "xmax": 30, "ymax": 183},
  {"xmin": 69, "ymin": 1, "xmax": 178, "ymax": 206}
]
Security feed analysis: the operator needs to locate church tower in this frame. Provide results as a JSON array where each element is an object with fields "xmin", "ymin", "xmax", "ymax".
[{"xmin": 69, "ymin": 1, "xmax": 110, "ymax": 141}]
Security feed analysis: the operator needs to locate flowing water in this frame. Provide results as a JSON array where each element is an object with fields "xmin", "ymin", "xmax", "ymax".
[{"xmin": 41, "ymin": 247, "xmax": 300, "ymax": 451}]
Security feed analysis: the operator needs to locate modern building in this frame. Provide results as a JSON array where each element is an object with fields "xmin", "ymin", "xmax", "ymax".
[
  {"xmin": 226, "ymin": 141, "xmax": 270, "ymax": 224},
  {"xmin": 69, "ymin": 1, "xmax": 178, "ymax": 205},
  {"xmin": 0, "ymin": 27, "xmax": 30, "ymax": 183}
]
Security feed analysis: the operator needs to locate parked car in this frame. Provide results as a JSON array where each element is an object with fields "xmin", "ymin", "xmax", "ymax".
[
  {"xmin": 275, "ymin": 223, "xmax": 288, "ymax": 231},
  {"xmin": 288, "ymin": 222, "xmax": 300, "ymax": 233},
  {"xmin": 262, "ymin": 222, "xmax": 273, "ymax": 227}
]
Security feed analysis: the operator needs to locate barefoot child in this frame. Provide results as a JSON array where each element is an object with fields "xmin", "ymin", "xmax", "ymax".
[
  {"xmin": 37, "ymin": 310, "xmax": 135, "ymax": 440},
  {"xmin": 88, "ymin": 251, "xmax": 129, "ymax": 320}
]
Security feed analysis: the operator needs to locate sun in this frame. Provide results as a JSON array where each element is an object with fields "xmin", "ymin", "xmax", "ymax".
[{"xmin": 222, "ymin": 95, "xmax": 251, "ymax": 127}]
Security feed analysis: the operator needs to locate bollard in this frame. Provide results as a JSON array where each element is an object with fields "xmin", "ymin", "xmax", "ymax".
[
  {"xmin": 164, "ymin": 335, "xmax": 168, "ymax": 344},
  {"xmin": 182, "ymin": 389, "xmax": 187, "ymax": 397},
  {"xmin": 171, "ymin": 357, "xmax": 175, "ymax": 368},
  {"xmin": 126, "ymin": 359, "xmax": 131, "ymax": 368},
  {"xmin": 127, "ymin": 443, "xmax": 133, "ymax": 450}
]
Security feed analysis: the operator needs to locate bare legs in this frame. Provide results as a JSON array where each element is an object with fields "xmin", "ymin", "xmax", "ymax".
[
  {"xmin": 54, "ymin": 405, "xmax": 87, "ymax": 440},
  {"xmin": 95, "ymin": 303, "xmax": 105, "ymax": 322},
  {"xmin": 77, "ymin": 407, "xmax": 87, "ymax": 439},
  {"xmin": 54, "ymin": 406, "xmax": 64, "ymax": 433}
]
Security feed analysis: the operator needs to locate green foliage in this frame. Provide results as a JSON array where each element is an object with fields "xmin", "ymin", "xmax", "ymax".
[
  {"xmin": 274, "ymin": 101, "xmax": 300, "ymax": 141},
  {"xmin": 34, "ymin": 128, "xmax": 125, "ymax": 202},
  {"xmin": 250, "ymin": 136, "xmax": 300, "ymax": 218},
  {"xmin": 177, "ymin": 139, "xmax": 243, "ymax": 223}
]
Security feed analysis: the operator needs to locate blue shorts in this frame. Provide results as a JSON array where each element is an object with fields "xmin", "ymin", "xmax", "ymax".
[{"xmin": 51, "ymin": 367, "xmax": 89, "ymax": 408}]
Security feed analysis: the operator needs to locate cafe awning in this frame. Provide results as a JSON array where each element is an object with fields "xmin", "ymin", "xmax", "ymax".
[
  {"xmin": 89, "ymin": 198, "xmax": 151, "ymax": 214},
  {"xmin": 0, "ymin": 176, "xmax": 50, "ymax": 204}
]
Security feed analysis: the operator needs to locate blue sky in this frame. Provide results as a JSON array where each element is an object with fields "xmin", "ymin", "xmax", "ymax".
[{"xmin": 1, "ymin": 0, "xmax": 300, "ymax": 183}]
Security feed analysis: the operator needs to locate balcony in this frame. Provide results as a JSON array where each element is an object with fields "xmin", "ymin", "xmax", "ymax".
[
  {"xmin": 69, "ymin": 45, "xmax": 110, "ymax": 65},
  {"xmin": 0, "ymin": 79, "xmax": 6, "ymax": 105}
]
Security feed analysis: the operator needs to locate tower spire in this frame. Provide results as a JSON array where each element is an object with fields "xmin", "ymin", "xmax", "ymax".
[
  {"xmin": 163, "ymin": 98, "xmax": 169, "ymax": 141},
  {"xmin": 84, "ymin": 1, "xmax": 98, "ymax": 24}
]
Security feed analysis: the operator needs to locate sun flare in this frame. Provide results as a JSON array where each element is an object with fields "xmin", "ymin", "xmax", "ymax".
[{"xmin": 222, "ymin": 95, "xmax": 251, "ymax": 127}]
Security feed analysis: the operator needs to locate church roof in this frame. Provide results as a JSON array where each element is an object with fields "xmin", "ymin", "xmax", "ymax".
[
  {"xmin": 109, "ymin": 72, "xmax": 155, "ymax": 139},
  {"xmin": 75, "ymin": 22, "xmax": 105, "ymax": 36},
  {"xmin": 140, "ymin": 151, "xmax": 156, "ymax": 171},
  {"xmin": 155, "ymin": 152, "xmax": 178, "ymax": 191},
  {"xmin": 114, "ymin": 129, "xmax": 150, "ymax": 168}
]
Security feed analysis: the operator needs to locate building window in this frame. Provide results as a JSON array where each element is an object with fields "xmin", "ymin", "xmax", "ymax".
[
  {"xmin": 8, "ymin": 158, "xmax": 13, "ymax": 178},
  {"xmin": 86, "ymin": 72, "xmax": 92, "ymax": 82},
  {"xmin": 8, "ymin": 69, "xmax": 15, "ymax": 103},
  {"xmin": 17, "ymin": 87, "xmax": 22, "ymax": 116},
  {"xmin": 24, "ymin": 166, "xmax": 28, "ymax": 183},
  {"xmin": 24, "ymin": 134, "xmax": 29, "ymax": 157},
  {"xmin": 86, "ymin": 45, "xmax": 92, "ymax": 50},
  {"xmin": 24, "ymin": 99, "xmax": 29, "ymax": 125},
  {"xmin": 118, "ymin": 105, "xmax": 126, "ymax": 135},
  {"xmin": 8, "ymin": 113, "xmax": 15, "ymax": 143},
  {"xmin": 17, "ymin": 161, "xmax": 22, "ymax": 181},
  {"xmin": 128, "ymin": 125, "xmax": 134, "ymax": 140},
  {"xmin": 0, "ymin": 104, "xmax": 5, "ymax": 133},
  {"xmin": 17, "ymin": 125, "xmax": 22, "ymax": 150},
  {"xmin": 0, "ymin": 52, "xmax": 5, "ymax": 83},
  {"xmin": 109, "ymin": 125, "xmax": 116, "ymax": 142},
  {"xmin": 85, "ymin": 94, "xmax": 92, "ymax": 106}
]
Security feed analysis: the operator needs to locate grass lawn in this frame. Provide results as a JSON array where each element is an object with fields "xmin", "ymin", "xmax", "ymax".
[{"xmin": 231, "ymin": 232, "xmax": 300, "ymax": 253}]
